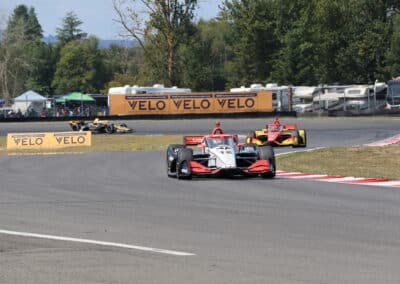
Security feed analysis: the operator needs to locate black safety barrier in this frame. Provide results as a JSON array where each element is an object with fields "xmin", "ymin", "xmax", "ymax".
[{"xmin": 0, "ymin": 111, "xmax": 297, "ymax": 122}]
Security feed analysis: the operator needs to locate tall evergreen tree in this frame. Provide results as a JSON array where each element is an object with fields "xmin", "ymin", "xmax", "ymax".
[
  {"xmin": 0, "ymin": 5, "xmax": 44, "ymax": 103},
  {"xmin": 56, "ymin": 11, "xmax": 87, "ymax": 45}
]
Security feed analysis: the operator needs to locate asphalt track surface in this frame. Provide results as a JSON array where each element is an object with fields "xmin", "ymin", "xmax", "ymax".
[{"xmin": 1, "ymin": 118, "xmax": 400, "ymax": 283}]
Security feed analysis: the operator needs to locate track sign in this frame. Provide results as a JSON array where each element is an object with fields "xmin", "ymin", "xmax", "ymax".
[{"xmin": 7, "ymin": 132, "xmax": 92, "ymax": 150}]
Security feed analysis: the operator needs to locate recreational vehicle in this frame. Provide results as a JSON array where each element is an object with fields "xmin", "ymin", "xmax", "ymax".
[
  {"xmin": 386, "ymin": 78, "xmax": 400, "ymax": 109},
  {"xmin": 292, "ymin": 86, "xmax": 321, "ymax": 113},
  {"xmin": 230, "ymin": 83, "xmax": 290, "ymax": 111}
]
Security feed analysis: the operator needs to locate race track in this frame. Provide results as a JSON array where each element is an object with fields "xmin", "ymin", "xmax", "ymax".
[{"xmin": 1, "ymin": 118, "xmax": 400, "ymax": 283}]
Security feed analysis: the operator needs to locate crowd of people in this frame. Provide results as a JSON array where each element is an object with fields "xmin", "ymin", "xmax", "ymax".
[{"xmin": 1, "ymin": 105, "xmax": 109, "ymax": 119}]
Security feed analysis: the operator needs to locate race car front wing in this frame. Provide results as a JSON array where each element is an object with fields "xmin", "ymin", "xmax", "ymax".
[{"xmin": 189, "ymin": 159, "xmax": 272, "ymax": 176}]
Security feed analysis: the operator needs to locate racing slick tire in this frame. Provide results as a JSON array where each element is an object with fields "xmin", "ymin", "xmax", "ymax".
[
  {"xmin": 297, "ymin": 130, "xmax": 307, "ymax": 147},
  {"xmin": 245, "ymin": 130, "xmax": 256, "ymax": 144},
  {"xmin": 290, "ymin": 130, "xmax": 299, "ymax": 148},
  {"xmin": 166, "ymin": 144, "xmax": 185, "ymax": 178},
  {"xmin": 258, "ymin": 145, "xmax": 276, "ymax": 179},
  {"xmin": 176, "ymin": 148, "xmax": 193, "ymax": 180},
  {"xmin": 105, "ymin": 123, "xmax": 115, "ymax": 134}
]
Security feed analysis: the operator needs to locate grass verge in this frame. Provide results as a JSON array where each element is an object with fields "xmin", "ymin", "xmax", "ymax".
[
  {"xmin": 0, "ymin": 135, "xmax": 182, "ymax": 155},
  {"xmin": 277, "ymin": 145, "xmax": 400, "ymax": 180}
]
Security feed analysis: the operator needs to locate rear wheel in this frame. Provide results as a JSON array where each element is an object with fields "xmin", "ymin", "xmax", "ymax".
[
  {"xmin": 258, "ymin": 145, "xmax": 276, "ymax": 178},
  {"xmin": 245, "ymin": 130, "xmax": 256, "ymax": 144},
  {"xmin": 176, "ymin": 148, "xmax": 193, "ymax": 180},
  {"xmin": 297, "ymin": 130, "xmax": 307, "ymax": 147},
  {"xmin": 291, "ymin": 130, "xmax": 300, "ymax": 148}
]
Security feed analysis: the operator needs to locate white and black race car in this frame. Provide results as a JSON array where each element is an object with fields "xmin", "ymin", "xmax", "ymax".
[{"xmin": 166, "ymin": 122, "xmax": 276, "ymax": 179}]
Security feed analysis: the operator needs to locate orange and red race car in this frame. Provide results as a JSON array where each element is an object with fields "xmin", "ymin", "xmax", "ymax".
[
  {"xmin": 166, "ymin": 122, "xmax": 276, "ymax": 179},
  {"xmin": 246, "ymin": 116, "xmax": 307, "ymax": 147}
]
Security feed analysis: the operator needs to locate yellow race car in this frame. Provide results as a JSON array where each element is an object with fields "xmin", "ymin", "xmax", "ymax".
[
  {"xmin": 246, "ymin": 117, "xmax": 307, "ymax": 147},
  {"xmin": 68, "ymin": 118, "xmax": 134, "ymax": 134}
]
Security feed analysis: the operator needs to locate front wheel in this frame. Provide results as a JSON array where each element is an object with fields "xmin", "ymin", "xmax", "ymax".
[
  {"xmin": 166, "ymin": 144, "xmax": 185, "ymax": 177},
  {"xmin": 258, "ymin": 145, "xmax": 276, "ymax": 178},
  {"xmin": 176, "ymin": 148, "xmax": 193, "ymax": 180}
]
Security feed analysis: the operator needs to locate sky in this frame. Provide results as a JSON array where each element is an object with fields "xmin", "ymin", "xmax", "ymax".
[{"xmin": 0, "ymin": 0, "xmax": 223, "ymax": 39}]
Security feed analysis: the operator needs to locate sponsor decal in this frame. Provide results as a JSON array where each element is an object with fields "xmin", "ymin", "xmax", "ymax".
[
  {"xmin": 215, "ymin": 93, "xmax": 257, "ymax": 110},
  {"xmin": 170, "ymin": 94, "xmax": 213, "ymax": 111},
  {"xmin": 125, "ymin": 95, "xmax": 168, "ymax": 111},
  {"xmin": 128, "ymin": 100, "xmax": 167, "ymax": 111},
  {"xmin": 11, "ymin": 134, "xmax": 45, "ymax": 147},
  {"xmin": 53, "ymin": 132, "xmax": 89, "ymax": 146}
]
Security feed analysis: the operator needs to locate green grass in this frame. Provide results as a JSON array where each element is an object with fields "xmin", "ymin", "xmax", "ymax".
[
  {"xmin": 277, "ymin": 145, "xmax": 400, "ymax": 180},
  {"xmin": 0, "ymin": 135, "xmax": 182, "ymax": 154}
]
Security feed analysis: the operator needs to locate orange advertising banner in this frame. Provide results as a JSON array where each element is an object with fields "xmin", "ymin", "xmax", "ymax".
[
  {"xmin": 109, "ymin": 91, "xmax": 272, "ymax": 116},
  {"xmin": 7, "ymin": 132, "xmax": 92, "ymax": 150}
]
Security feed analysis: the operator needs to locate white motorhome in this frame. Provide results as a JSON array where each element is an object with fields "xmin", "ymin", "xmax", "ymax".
[
  {"xmin": 108, "ymin": 84, "xmax": 191, "ymax": 95},
  {"xmin": 387, "ymin": 78, "xmax": 400, "ymax": 109},
  {"xmin": 312, "ymin": 85, "xmax": 352, "ymax": 111},
  {"xmin": 292, "ymin": 86, "xmax": 321, "ymax": 113},
  {"xmin": 230, "ymin": 83, "xmax": 290, "ymax": 111},
  {"xmin": 312, "ymin": 83, "xmax": 386, "ymax": 112},
  {"xmin": 343, "ymin": 83, "xmax": 386, "ymax": 111}
]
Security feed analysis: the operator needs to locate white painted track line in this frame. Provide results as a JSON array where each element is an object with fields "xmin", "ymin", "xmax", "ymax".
[
  {"xmin": 0, "ymin": 229, "xmax": 195, "ymax": 256},
  {"xmin": 281, "ymin": 174, "xmax": 328, "ymax": 179}
]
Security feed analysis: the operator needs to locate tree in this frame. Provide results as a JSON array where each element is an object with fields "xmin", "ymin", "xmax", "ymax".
[
  {"xmin": 52, "ymin": 36, "xmax": 105, "ymax": 94},
  {"xmin": 113, "ymin": 0, "xmax": 198, "ymax": 86},
  {"xmin": 100, "ymin": 44, "xmax": 147, "ymax": 93},
  {"xmin": 0, "ymin": 24, "xmax": 29, "ymax": 103},
  {"xmin": 384, "ymin": 14, "xmax": 400, "ymax": 77},
  {"xmin": 221, "ymin": 0, "xmax": 279, "ymax": 87},
  {"xmin": 5, "ymin": 5, "xmax": 42, "ymax": 41},
  {"xmin": 270, "ymin": 0, "xmax": 318, "ymax": 85},
  {"xmin": 25, "ymin": 42, "xmax": 56, "ymax": 96},
  {"xmin": 179, "ymin": 19, "xmax": 231, "ymax": 91},
  {"xmin": 313, "ymin": 0, "xmax": 389, "ymax": 84},
  {"xmin": 56, "ymin": 11, "xmax": 87, "ymax": 45},
  {"xmin": 0, "ymin": 5, "xmax": 44, "ymax": 104},
  {"xmin": 102, "ymin": 72, "xmax": 138, "ymax": 94}
]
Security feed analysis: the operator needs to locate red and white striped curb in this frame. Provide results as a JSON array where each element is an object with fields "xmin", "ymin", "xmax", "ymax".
[
  {"xmin": 276, "ymin": 170, "xmax": 400, "ymax": 188},
  {"xmin": 365, "ymin": 134, "xmax": 400, "ymax": 146}
]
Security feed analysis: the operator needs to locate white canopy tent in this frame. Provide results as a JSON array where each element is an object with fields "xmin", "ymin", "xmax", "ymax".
[{"xmin": 13, "ymin": 90, "xmax": 47, "ymax": 116}]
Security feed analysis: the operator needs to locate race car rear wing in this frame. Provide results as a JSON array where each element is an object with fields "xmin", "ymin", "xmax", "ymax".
[{"xmin": 183, "ymin": 135, "xmax": 204, "ymax": 145}]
